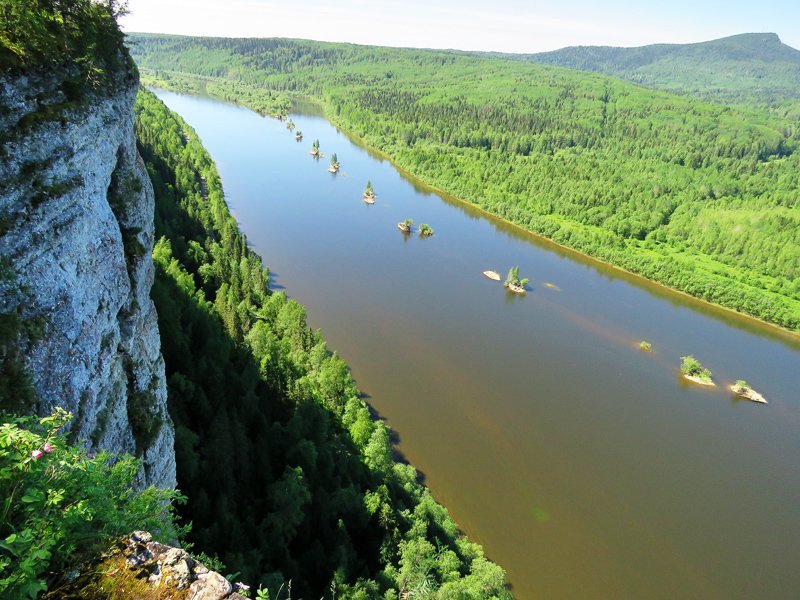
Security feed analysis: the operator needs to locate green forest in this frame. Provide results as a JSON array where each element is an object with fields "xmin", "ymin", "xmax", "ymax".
[
  {"xmin": 129, "ymin": 35, "xmax": 800, "ymax": 331},
  {"xmin": 134, "ymin": 88, "xmax": 510, "ymax": 598},
  {"xmin": 515, "ymin": 32, "xmax": 800, "ymax": 106}
]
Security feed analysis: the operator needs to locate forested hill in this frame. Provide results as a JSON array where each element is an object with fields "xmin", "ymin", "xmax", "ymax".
[
  {"xmin": 510, "ymin": 33, "xmax": 800, "ymax": 105},
  {"xmin": 129, "ymin": 34, "xmax": 800, "ymax": 331}
]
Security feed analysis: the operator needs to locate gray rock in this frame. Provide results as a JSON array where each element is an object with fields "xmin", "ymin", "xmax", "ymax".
[
  {"xmin": 120, "ymin": 532, "xmax": 236, "ymax": 598},
  {"xmin": 0, "ymin": 72, "xmax": 175, "ymax": 489},
  {"xmin": 154, "ymin": 546, "xmax": 194, "ymax": 589},
  {"xmin": 189, "ymin": 571, "xmax": 234, "ymax": 599}
]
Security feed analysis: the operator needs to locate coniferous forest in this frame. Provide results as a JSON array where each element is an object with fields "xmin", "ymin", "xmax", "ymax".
[
  {"xmin": 130, "ymin": 35, "xmax": 800, "ymax": 331},
  {"xmin": 134, "ymin": 88, "xmax": 510, "ymax": 598}
]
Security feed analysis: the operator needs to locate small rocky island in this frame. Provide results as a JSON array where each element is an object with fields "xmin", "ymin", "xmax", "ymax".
[
  {"xmin": 504, "ymin": 266, "xmax": 528, "ymax": 294},
  {"xmin": 363, "ymin": 180, "xmax": 376, "ymax": 203},
  {"xmin": 328, "ymin": 152, "xmax": 340, "ymax": 173},
  {"xmin": 397, "ymin": 218, "xmax": 413, "ymax": 233},
  {"xmin": 286, "ymin": 118, "xmax": 295, "ymax": 130},
  {"xmin": 418, "ymin": 223, "xmax": 434, "ymax": 237},
  {"xmin": 310, "ymin": 138, "xmax": 320, "ymax": 157},
  {"xmin": 483, "ymin": 270, "xmax": 501, "ymax": 281},
  {"xmin": 731, "ymin": 380, "xmax": 768, "ymax": 404},
  {"xmin": 295, "ymin": 130, "xmax": 303, "ymax": 141},
  {"xmin": 680, "ymin": 355, "xmax": 714, "ymax": 386}
]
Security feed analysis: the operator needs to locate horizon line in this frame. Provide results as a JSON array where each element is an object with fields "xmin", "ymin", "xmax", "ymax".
[{"xmin": 124, "ymin": 30, "xmax": 797, "ymax": 56}]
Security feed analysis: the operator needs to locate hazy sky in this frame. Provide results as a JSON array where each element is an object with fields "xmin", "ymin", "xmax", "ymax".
[{"xmin": 121, "ymin": 0, "xmax": 800, "ymax": 53}]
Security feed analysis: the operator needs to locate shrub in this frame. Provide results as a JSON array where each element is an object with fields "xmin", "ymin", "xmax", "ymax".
[
  {"xmin": 733, "ymin": 379, "xmax": 750, "ymax": 391},
  {"xmin": 0, "ymin": 408, "xmax": 185, "ymax": 598},
  {"xmin": 504, "ymin": 266, "xmax": 528, "ymax": 288},
  {"xmin": 0, "ymin": 0, "xmax": 133, "ymax": 90},
  {"xmin": 418, "ymin": 223, "xmax": 434, "ymax": 237}
]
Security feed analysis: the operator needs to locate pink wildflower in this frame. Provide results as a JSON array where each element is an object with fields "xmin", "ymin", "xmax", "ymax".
[
  {"xmin": 43, "ymin": 442, "xmax": 53, "ymax": 453},
  {"xmin": 30, "ymin": 449, "xmax": 43, "ymax": 459}
]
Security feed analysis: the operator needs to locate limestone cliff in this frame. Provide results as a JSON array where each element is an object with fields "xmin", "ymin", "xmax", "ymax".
[{"xmin": 0, "ymin": 70, "xmax": 175, "ymax": 489}]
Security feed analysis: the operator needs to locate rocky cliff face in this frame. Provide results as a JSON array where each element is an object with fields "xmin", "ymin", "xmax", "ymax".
[{"xmin": 0, "ymin": 71, "xmax": 175, "ymax": 489}]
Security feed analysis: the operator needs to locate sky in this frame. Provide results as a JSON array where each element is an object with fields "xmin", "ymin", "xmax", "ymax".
[{"xmin": 121, "ymin": 0, "xmax": 800, "ymax": 54}]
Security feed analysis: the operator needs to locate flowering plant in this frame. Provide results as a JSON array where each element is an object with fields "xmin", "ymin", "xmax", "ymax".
[{"xmin": 0, "ymin": 408, "xmax": 185, "ymax": 598}]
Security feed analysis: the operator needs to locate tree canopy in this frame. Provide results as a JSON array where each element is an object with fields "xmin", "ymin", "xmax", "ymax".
[{"xmin": 1, "ymin": 0, "xmax": 134, "ymax": 92}]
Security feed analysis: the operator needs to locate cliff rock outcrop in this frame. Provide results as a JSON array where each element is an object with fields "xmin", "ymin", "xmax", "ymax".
[
  {"xmin": 0, "ymin": 70, "xmax": 175, "ymax": 488},
  {"xmin": 46, "ymin": 531, "xmax": 249, "ymax": 599}
]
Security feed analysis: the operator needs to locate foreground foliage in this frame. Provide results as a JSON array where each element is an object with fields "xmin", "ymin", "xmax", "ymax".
[
  {"xmin": 130, "ymin": 35, "xmax": 800, "ymax": 331},
  {"xmin": 0, "ymin": 408, "xmax": 184, "ymax": 598},
  {"xmin": 135, "ymin": 88, "xmax": 510, "ymax": 599},
  {"xmin": 0, "ymin": 0, "xmax": 133, "ymax": 93}
]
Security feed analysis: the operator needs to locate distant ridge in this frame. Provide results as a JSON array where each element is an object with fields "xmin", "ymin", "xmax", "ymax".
[{"xmin": 509, "ymin": 33, "xmax": 800, "ymax": 104}]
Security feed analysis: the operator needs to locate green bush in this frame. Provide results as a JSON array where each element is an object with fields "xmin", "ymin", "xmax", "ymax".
[
  {"xmin": 504, "ymin": 266, "xmax": 528, "ymax": 288},
  {"xmin": 0, "ymin": 408, "xmax": 185, "ymax": 598}
]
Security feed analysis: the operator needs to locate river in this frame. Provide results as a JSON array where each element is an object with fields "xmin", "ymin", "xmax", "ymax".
[{"xmin": 154, "ymin": 89, "xmax": 800, "ymax": 599}]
